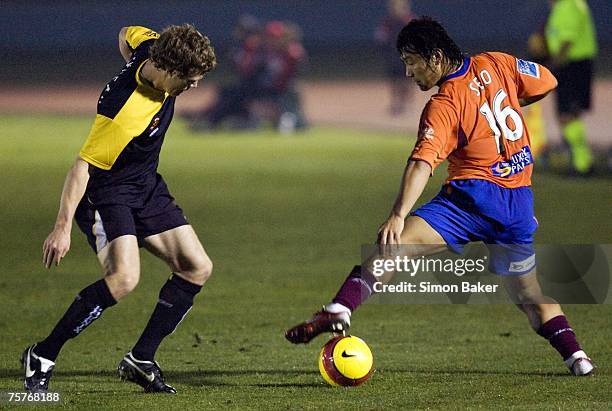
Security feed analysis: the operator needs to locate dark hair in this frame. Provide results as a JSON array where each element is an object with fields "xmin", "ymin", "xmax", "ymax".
[
  {"xmin": 396, "ymin": 17, "xmax": 463, "ymax": 67},
  {"xmin": 149, "ymin": 23, "xmax": 217, "ymax": 78}
]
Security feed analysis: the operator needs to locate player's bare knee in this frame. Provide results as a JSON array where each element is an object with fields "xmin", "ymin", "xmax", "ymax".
[
  {"xmin": 118, "ymin": 275, "xmax": 140, "ymax": 297},
  {"xmin": 176, "ymin": 255, "xmax": 212, "ymax": 285},
  {"xmin": 194, "ymin": 257, "xmax": 213, "ymax": 284},
  {"xmin": 106, "ymin": 271, "xmax": 140, "ymax": 299}
]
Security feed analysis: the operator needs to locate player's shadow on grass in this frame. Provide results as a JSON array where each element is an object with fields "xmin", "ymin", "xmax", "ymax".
[
  {"xmin": 382, "ymin": 367, "xmax": 572, "ymax": 377},
  {"xmin": 0, "ymin": 368, "xmax": 322, "ymax": 388},
  {"xmin": 173, "ymin": 369, "xmax": 322, "ymax": 388}
]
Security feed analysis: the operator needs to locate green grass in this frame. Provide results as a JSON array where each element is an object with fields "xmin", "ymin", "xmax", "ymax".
[{"xmin": 0, "ymin": 114, "xmax": 610, "ymax": 410}]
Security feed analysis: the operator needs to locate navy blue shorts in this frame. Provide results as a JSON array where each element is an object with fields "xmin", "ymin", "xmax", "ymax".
[
  {"xmin": 412, "ymin": 179, "xmax": 538, "ymax": 275},
  {"xmin": 75, "ymin": 176, "xmax": 189, "ymax": 253},
  {"xmin": 554, "ymin": 59, "xmax": 593, "ymax": 115}
]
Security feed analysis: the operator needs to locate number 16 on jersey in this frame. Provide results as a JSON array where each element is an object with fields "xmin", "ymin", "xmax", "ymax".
[{"xmin": 480, "ymin": 88, "xmax": 524, "ymax": 154}]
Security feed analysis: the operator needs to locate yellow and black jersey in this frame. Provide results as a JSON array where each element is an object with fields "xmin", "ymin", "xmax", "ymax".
[{"xmin": 79, "ymin": 26, "xmax": 176, "ymax": 206}]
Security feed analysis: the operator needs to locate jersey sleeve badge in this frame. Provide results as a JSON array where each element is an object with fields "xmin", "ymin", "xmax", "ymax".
[
  {"xmin": 516, "ymin": 59, "xmax": 540, "ymax": 78},
  {"xmin": 419, "ymin": 126, "xmax": 435, "ymax": 140}
]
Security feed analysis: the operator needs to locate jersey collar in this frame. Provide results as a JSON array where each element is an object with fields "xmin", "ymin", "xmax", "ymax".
[
  {"xmin": 440, "ymin": 56, "xmax": 471, "ymax": 84},
  {"xmin": 137, "ymin": 59, "xmax": 168, "ymax": 99}
]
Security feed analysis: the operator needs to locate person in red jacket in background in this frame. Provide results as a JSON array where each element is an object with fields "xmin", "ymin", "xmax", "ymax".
[
  {"xmin": 190, "ymin": 18, "xmax": 307, "ymax": 133},
  {"xmin": 255, "ymin": 20, "xmax": 308, "ymax": 133}
]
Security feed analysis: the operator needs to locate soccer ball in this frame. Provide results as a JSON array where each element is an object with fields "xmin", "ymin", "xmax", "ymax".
[{"xmin": 318, "ymin": 335, "xmax": 373, "ymax": 386}]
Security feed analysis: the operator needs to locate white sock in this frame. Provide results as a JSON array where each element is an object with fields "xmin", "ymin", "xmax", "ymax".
[
  {"xmin": 563, "ymin": 350, "xmax": 588, "ymax": 368},
  {"xmin": 31, "ymin": 348, "xmax": 55, "ymax": 372},
  {"xmin": 325, "ymin": 303, "xmax": 351, "ymax": 316},
  {"xmin": 38, "ymin": 357, "xmax": 55, "ymax": 373}
]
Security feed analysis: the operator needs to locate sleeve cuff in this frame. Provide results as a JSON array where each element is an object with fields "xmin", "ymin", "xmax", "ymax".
[{"xmin": 408, "ymin": 156, "xmax": 435, "ymax": 176}]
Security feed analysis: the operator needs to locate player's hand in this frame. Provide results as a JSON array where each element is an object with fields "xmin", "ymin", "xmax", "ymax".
[
  {"xmin": 377, "ymin": 213, "xmax": 405, "ymax": 245},
  {"xmin": 43, "ymin": 227, "xmax": 71, "ymax": 268}
]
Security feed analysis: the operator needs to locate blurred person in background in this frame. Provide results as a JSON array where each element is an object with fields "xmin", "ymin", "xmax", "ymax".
[
  {"xmin": 374, "ymin": 0, "xmax": 415, "ymax": 116},
  {"xmin": 189, "ymin": 18, "xmax": 307, "ymax": 133},
  {"xmin": 188, "ymin": 14, "xmax": 264, "ymax": 130},
  {"xmin": 545, "ymin": 0, "xmax": 598, "ymax": 175},
  {"xmin": 524, "ymin": 16, "xmax": 550, "ymax": 159},
  {"xmin": 230, "ymin": 14, "xmax": 264, "ymax": 76},
  {"xmin": 254, "ymin": 20, "xmax": 308, "ymax": 134}
]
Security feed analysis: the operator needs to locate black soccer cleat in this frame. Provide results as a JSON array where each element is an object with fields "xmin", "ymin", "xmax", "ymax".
[
  {"xmin": 118, "ymin": 352, "xmax": 177, "ymax": 394},
  {"xmin": 21, "ymin": 344, "xmax": 55, "ymax": 392},
  {"xmin": 285, "ymin": 309, "xmax": 351, "ymax": 344}
]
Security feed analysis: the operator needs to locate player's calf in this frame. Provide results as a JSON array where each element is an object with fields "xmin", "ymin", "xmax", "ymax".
[
  {"xmin": 537, "ymin": 314, "xmax": 595, "ymax": 376},
  {"xmin": 32, "ymin": 279, "xmax": 117, "ymax": 362},
  {"xmin": 131, "ymin": 274, "xmax": 203, "ymax": 361},
  {"xmin": 504, "ymin": 274, "xmax": 594, "ymax": 376}
]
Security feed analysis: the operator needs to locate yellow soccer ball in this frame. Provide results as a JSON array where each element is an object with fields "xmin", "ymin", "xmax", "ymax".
[{"xmin": 318, "ymin": 335, "xmax": 373, "ymax": 386}]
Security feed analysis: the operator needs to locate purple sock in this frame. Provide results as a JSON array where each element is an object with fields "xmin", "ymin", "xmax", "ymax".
[
  {"xmin": 537, "ymin": 315, "xmax": 582, "ymax": 360},
  {"xmin": 332, "ymin": 265, "xmax": 378, "ymax": 312}
]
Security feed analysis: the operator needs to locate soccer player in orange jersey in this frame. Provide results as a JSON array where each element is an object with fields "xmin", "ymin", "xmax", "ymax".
[{"xmin": 286, "ymin": 17, "xmax": 594, "ymax": 376}]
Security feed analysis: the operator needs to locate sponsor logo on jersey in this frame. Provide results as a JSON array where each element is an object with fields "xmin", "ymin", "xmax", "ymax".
[
  {"xmin": 148, "ymin": 117, "xmax": 161, "ymax": 137},
  {"xmin": 517, "ymin": 59, "xmax": 540, "ymax": 78},
  {"xmin": 143, "ymin": 30, "xmax": 159, "ymax": 39},
  {"xmin": 419, "ymin": 126, "xmax": 435, "ymax": 140},
  {"xmin": 149, "ymin": 117, "xmax": 160, "ymax": 131},
  {"xmin": 491, "ymin": 146, "xmax": 533, "ymax": 178}
]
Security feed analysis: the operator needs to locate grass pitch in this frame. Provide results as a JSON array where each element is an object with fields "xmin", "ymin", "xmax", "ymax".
[{"xmin": 0, "ymin": 114, "xmax": 610, "ymax": 409}]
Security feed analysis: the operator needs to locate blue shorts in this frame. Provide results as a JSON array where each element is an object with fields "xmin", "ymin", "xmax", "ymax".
[
  {"xmin": 75, "ymin": 175, "xmax": 189, "ymax": 253},
  {"xmin": 412, "ymin": 179, "xmax": 538, "ymax": 275}
]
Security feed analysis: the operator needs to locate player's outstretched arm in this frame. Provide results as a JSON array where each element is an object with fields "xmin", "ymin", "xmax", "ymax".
[
  {"xmin": 42, "ymin": 157, "xmax": 90, "ymax": 268},
  {"xmin": 118, "ymin": 27, "xmax": 132, "ymax": 62},
  {"xmin": 378, "ymin": 160, "xmax": 432, "ymax": 244}
]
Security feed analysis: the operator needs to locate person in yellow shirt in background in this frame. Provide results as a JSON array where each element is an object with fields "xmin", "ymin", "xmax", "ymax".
[
  {"xmin": 525, "ymin": 24, "xmax": 550, "ymax": 159},
  {"xmin": 545, "ymin": 0, "xmax": 598, "ymax": 175}
]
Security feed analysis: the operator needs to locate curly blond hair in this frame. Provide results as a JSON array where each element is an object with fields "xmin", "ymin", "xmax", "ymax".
[{"xmin": 149, "ymin": 23, "xmax": 217, "ymax": 78}]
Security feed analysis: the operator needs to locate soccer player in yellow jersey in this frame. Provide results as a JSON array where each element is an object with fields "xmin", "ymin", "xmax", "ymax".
[{"xmin": 22, "ymin": 25, "xmax": 216, "ymax": 393}]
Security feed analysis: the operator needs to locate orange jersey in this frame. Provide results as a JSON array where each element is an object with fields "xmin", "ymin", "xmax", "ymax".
[{"xmin": 410, "ymin": 52, "xmax": 557, "ymax": 188}]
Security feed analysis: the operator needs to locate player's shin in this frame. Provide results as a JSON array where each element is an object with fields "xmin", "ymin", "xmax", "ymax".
[
  {"xmin": 34, "ymin": 279, "xmax": 117, "ymax": 361},
  {"xmin": 329, "ymin": 265, "xmax": 378, "ymax": 314},
  {"xmin": 537, "ymin": 314, "xmax": 584, "ymax": 361},
  {"xmin": 131, "ymin": 274, "xmax": 202, "ymax": 361}
]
